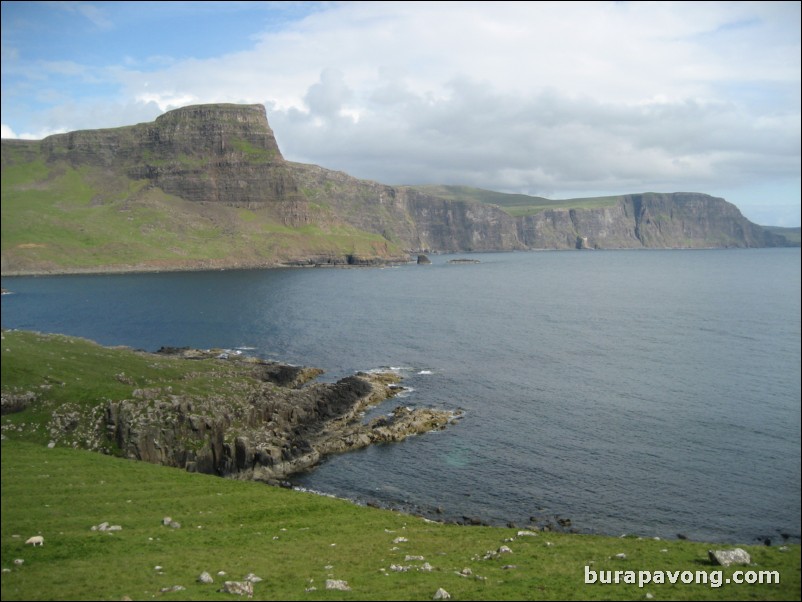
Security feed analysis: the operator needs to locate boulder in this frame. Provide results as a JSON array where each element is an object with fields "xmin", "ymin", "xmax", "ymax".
[
  {"xmin": 325, "ymin": 579, "xmax": 351, "ymax": 591},
  {"xmin": 220, "ymin": 581, "xmax": 254, "ymax": 597},
  {"xmin": 417, "ymin": 254, "xmax": 432, "ymax": 264},
  {"xmin": 708, "ymin": 548, "xmax": 751, "ymax": 567}
]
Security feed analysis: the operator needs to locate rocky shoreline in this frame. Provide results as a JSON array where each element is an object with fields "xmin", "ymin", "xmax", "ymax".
[
  {"xmin": 37, "ymin": 345, "xmax": 461, "ymax": 487},
  {"xmin": 0, "ymin": 255, "xmax": 416, "ymax": 277}
]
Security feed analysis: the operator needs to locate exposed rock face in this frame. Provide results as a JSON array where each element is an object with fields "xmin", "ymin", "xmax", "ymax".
[
  {"xmin": 84, "ymin": 353, "xmax": 458, "ymax": 484},
  {"xmin": 286, "ymin": 162, "xmax": 523, "ymax": 253},
  {"xmin": 517, "ymin": 193, "xmax": 788, "ymax": 249},
  {"xmin": 39, "ymin": 104, "xmax": 308, "ymax": 223}
]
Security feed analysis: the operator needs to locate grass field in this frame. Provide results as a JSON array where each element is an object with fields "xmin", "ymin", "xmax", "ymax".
[
  {"xmin": 407, "ymin": 185, "xmax": 621, "ymax": 216},
  {"xmin": 1, "ymin": 330, "xmax": 800, "ymax": 600}
]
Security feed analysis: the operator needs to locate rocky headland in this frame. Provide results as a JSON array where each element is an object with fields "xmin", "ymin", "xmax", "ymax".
[
  {"xmin": 2, "ymin": 336, "xmax": 458, "ymax": 486},
  {"xmin": 2, "ymin": 103, "xmax": 796, "ymax": 276}
]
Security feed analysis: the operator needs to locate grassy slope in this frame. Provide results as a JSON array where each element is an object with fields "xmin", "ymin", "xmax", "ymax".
[
  {"xmin": 0, "ymin": 153, "xmax": 400, "ymax": 274},
  {"xmin": 407, "ymin": 185, "xmax": 620, "ymax": 216},
  {"xmin": 762, "ymin": 226, "xmax": 801, "ymax": 245},
  {"xmin": 2, "ymin": 330, "xmax": 800, "ymax": 601}
]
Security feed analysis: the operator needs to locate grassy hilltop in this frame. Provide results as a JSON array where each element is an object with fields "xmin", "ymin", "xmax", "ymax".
[{"xmin": 1, "ymin": 330, "xmax": 800, "ymax": 601}]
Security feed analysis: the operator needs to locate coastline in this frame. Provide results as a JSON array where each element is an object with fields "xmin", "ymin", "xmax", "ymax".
[
  {"xmin": 1, "ymin": 330, "xmax": 460, "ymax": 487},
  {"xmin": 3, "ymin": 250, "xmax": 799, "ymax": 546}
]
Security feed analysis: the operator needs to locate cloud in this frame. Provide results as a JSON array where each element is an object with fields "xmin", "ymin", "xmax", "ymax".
[
  {"xmin": 1, "ymin": 124, "xmax": 17, "ymax": 139},
  {"xmin": 1, "ymin": 122, "xmax": 66, "ymax": 140},
  {"xmin": 1, "ymin": 1, "xmax": 799, "ymax": 222},
  {"xmin": 57, "ymin": 2, "xmax": 114, "ymax": 30}
]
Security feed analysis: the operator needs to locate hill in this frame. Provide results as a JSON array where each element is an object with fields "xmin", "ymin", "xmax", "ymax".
[{"xmin": 1, "ymin": 104, "xmax": 795, "ymax": 275}]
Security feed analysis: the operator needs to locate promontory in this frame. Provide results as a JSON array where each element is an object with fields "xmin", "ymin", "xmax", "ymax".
[{"xmin": 1, "ymin": 103, "xmax": 796, "ymax": 275}]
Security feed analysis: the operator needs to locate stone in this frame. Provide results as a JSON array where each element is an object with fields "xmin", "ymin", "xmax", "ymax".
[
  {"xmin": 433, "ymin": 588, "xmax": 451, "ymax": 600},
  {"xmin": 417, "ymin": 254, "xmax": 432, "ymax": 265},
  {"xmin": 708, "ymin": 548, "xmax": 751, "ymax": 567},
  {"xmin": 244, "ymin": 573, "xmax": 262, "ymax": 583},
  {"xmin": 198, "ymin": 572, "xmax": 214, "ymax": 584},
  {"xmin": 220, "ymin": 581, "xmax": 254, "ymax": 597},
  {"xmin": 325, "ymin": 579, "xmax": 351, "ymax": 591}
]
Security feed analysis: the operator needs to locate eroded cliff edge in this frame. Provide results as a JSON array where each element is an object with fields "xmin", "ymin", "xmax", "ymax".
[
  {"xmin": 1, "ymin": 103, "xmax": 794, "ymax": 275},
  {"xmin": 1, "ymin": 333, "xmax": 458, "ymax": 486},
  {"xmin": 107, "ymin": 351, "xmax": 458, "ymax": 485}
]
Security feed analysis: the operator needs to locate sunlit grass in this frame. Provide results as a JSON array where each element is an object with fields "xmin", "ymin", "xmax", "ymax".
[{"xmin": 2, "ymin": 330, "xmax": 800, "ymax": 600}]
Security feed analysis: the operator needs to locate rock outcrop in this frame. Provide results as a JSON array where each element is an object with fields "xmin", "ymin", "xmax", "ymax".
[{"xmin": 45, "ymin": 349, "xmax": 457, "ymax": 484}]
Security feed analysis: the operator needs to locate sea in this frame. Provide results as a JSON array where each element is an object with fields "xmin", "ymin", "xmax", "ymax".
[{"xmin": 2, "ymin": 248, "xmax": 800, "ymax": 544}]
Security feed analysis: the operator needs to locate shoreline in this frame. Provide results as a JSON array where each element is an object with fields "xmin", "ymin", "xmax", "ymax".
[
  {"xmin": 3, "ymin": 246, "xmax": 801, "ymax": 278},
  {"xmin": 3, "ymin": 331, "xmax": 798, "ymax": 547}
]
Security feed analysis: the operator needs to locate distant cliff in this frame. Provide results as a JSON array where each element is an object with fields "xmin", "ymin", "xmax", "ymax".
[
  {"xmin": 1, "ymin": 103, "xmax": 794, "ymax": 275},
  {"xmin": 516, "ymin": 192, "xmax": 788, "ymax": 249}
]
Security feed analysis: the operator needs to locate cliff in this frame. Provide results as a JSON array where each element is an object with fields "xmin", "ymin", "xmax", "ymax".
[
  {"xmin": 39, "ymin": 104, "xmax": 308, "ymax": 221},
  {"xmin": 1, "ymin": 331, "xmax": 458, "ymax": 485},
  {"xmin": 1, "ymin": 104, "xmax": 794, "ymax": 275},
  {"xmin": 516, "ymin": 192, "xmax": 789, "ymax": 249}
]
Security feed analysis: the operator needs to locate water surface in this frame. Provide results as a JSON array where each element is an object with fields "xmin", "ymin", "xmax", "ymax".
[{"xmin": 3, "ymin": 248, "xmax": 799, "ymax": 543}]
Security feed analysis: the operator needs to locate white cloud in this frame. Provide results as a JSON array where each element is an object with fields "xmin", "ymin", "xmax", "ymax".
[
  {"xmin": 1, "ymin": 124, "xmax": 17, "ymax": 139},
  {"xmin": 2, "ymin": 1, "xmax": 799, "ymax": 222},
  {"xmin": 135, "ymin": 92, "xmax": 199, "ymax": 113},
  {"xmin": 1, "ymin": 122, "xmax": 67, "ymax": 140}
]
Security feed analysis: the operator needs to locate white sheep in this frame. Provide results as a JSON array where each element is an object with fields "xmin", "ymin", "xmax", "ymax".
[{"xmin": 25, "ymin": 535, "xmax": 44, "ymax": 546}]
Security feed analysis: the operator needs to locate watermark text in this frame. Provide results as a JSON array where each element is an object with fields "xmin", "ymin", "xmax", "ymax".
[{"xmin": 584, "ymin": 565, "xmax": 780, "ymax": 588}]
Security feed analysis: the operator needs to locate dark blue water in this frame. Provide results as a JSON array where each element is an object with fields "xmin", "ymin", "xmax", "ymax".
[{"xmin": 2, "ymin": 249, "xmax": 800, "ymax": 544}]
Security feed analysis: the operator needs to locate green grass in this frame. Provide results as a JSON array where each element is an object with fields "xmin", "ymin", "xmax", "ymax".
[
  {"xmin": 762, "ymin": 226, "xmax": 801, "ymax": 245},
  {"xmin": 407, "ymin": 185, "xmax": 621, "ymax": 216},
  {"xmin": 229, "ymin": 138, "xmax": 277, "ymax": 162},
  {"xmin": 2, "ymin": 442, "xmax": 799, "ymax": 601},
  {"xmin": 1, "ymin": 159, "xmax": 404, "ymax": 273},
  {"xmin": 2, "ymin": 330, "xmax": 800, "ymax": 600}
]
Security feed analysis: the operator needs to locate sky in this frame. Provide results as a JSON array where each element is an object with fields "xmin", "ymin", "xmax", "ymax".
[{"xmin": 1, "ymin": 1, "xmax": 800, "ymax": 226}]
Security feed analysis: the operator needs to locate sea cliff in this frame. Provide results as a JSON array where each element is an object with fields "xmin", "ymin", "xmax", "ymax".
[
  {"xmin": 1, "ymin": 103, "xmax": 794, "ymax": 275},
  {"xmin": 0, "ymin": 332, "xmax": 458, "ymax": 485}
]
